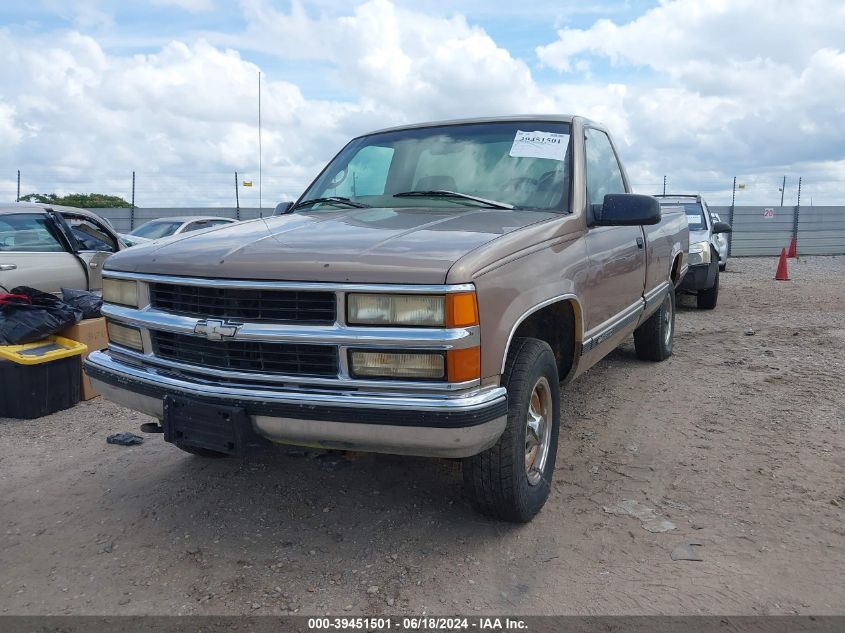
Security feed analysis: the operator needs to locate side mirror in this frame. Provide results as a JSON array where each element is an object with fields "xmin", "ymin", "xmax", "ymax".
[
  {"xmin": 595, "ymin": 194, "xmax": 661, "ymax": 226},
  {"xmin": 712, "ymin": 221, "xmax": 732, "ymax": 234},
  {"xmin": 273, "ymin": 201, "xmax": 293, "ymax": 216}
]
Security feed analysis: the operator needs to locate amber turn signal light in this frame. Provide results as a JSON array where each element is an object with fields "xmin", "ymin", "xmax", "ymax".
[
  {"xmin": 445, "ymin": 292, "xmax": 478, "ymax": 328},
  {"xmin": 447, "ymin": 346, "xmax": 480, "ymax": 382}
]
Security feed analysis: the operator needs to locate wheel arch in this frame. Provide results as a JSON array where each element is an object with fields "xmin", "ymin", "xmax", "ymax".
[
  {"xmin": 501, "ymin": 295, "xmax": 583, "ymax": 383},
  {"xmin": 670, "ymin": 252, "xmax": 684, "ymax": 285}
]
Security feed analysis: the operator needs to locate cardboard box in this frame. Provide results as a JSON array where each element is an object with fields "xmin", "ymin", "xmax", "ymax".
[{"xmin": 59, "ymin": 317, "xmax": 108, "ymax": 400}]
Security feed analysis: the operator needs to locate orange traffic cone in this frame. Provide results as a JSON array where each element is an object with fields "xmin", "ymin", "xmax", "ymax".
[
  {"xmin": 787, "ymin": 236, "xmax": 797, "ymax": 258},
  {"xmin": 775, "ymin": 248, "xmax": 789, "ymax": 281}
]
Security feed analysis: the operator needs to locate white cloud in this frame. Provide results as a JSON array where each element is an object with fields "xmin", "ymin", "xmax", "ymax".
[
  {"xmin": 1, "ymin": 0, "xmax": 843, "ymax": 207},
  {"xmin": 535, "ymin": 0, "xmax": 845, "ymax": 198}
]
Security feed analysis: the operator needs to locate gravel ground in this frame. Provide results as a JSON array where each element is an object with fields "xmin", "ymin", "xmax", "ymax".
[{"xmin": 1, "ymin": 256, "xmax": 843, "ymax": 616}]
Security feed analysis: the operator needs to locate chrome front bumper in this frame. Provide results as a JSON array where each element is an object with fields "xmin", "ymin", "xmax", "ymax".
[{"xmin": 85, "ymin": 351, "xmax": 508, "ymax": 458}]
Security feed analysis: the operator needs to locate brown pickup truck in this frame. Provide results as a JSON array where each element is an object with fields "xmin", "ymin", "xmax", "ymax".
[{"xmin": 86, "ymin": 116, "xmax": 688, "ymax": 522}]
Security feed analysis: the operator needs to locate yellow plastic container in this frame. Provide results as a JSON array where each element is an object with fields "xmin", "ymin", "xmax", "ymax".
[
  {"xmin": 0, "ymin": 336, "xmax": 89, "ymax": 419},
  {"xmin": 0, "ymin": 335, "xmax": 87, "ymax": 365}
]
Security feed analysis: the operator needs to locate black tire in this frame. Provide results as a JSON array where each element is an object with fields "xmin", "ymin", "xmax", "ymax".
[
  {"xmin": 697, "ymin": 268, "xmax": 719, "ymax": 310},
  {"xmin": 633, "ymin": 288, "xmax": 675, "ymax": 361},
  {"xmin": 462, "ymin": 338, "xmax": 560, "ymax": 523},
  {"xmin": 175, "ymin": 443, "xmax": 230, "ymax": 458},
  {"xmin": 719, "ymin": 262, "xmax": 727, "ymax": 272}
]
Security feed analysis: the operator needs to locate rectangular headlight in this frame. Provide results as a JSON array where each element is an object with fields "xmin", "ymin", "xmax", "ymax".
[
  {"xmin": 348, "ymin": 294, "xmax": 445, "ymax": 326},
  {"xmin": 349, "ymin": 350, "xmax": 445, "ymax": 379},
  {"xmin": 346, "ymin": 292, "xmax": 478, "ymax": 327},
  {"xmin": 102, "ymin": 278, "xmax": 139, "ymax": 307},
  {"xmin": 106, "ymin": 321, "xmax": 143, "ymax": 351}
]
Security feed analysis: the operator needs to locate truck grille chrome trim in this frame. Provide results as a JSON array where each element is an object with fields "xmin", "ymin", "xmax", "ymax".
[
  {"xmin": 101, "ymin": 304, "xmax": 479, "ymax": 349},
  {"xmin": 103, "ymin": 271, "xmax": 476, "ymax": 294}
]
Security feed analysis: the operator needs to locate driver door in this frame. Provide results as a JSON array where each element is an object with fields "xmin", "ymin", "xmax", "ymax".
[{"xmin": 61, "ymin": 213, "xmax": 120, "ymax": 291}]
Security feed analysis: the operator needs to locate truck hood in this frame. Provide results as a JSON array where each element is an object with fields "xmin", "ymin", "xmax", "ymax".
[{"xmin": 105, "ymin": 207, "xmax": 557, "ymax": 284}]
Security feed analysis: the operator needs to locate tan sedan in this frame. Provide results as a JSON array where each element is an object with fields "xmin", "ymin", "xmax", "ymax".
[{"xmin": 0, "ymin": 203, "xmax": 124, "ymax": 294}]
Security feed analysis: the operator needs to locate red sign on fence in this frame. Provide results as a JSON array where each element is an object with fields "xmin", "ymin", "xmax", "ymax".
[{"xmin": 762, "ymin": 208, "xmax": 775, "ymax": 218}]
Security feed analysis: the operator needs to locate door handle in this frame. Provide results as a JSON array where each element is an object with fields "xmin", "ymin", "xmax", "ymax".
[
  {"xmin": 89, "ymin": 262, "xmax": 99, "ymax": 269},
  {"xmin": 636, "ymin": 237, "xmax": 644, "ymax": 249},
  {"xmin": 0, "ymin": 263, "xmax": 17, "ymax": 271}
]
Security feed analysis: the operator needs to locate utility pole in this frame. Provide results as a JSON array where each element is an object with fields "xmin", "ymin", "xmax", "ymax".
[
  {"xmin": 258, "ymin": 71, "xmax": 263, "ymax": 218},
  {"xmin": 662, "ymin": 175, "xmax": 666, "ymax": 196},
  {"xmin": 130, "ymin": 171, "xmax": 136, "ymax": 230},
  {"xmin": 235, "ymin": 171, "xmax": 241, "ymax": 220},
  {"xmin": 727, "ymin": 176, "xmax": 737, "ymax": 258},
  {"xmin": 793, "ymin": 176, "xmax": 802, "ymax": 251},
  {"xmin": 780, "ymin": 175, "xmax": 786, "ymax": 207},
  {"xmin": 16, "ymin": 169, "xmax": 20, "ymax": 202}
]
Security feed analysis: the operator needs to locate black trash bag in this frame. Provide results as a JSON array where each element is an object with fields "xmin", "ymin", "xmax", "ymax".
[
  {"xmin": 0, "ymin": 286, "xmax": 83, "ymax": 345},
  {"xmin": 61, "ymin": 287, "xmax": 103, "ymax": 319}
]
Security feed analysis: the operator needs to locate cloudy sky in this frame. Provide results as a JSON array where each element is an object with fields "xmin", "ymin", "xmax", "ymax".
[{"xmin": 1, "ymin": 0, "xmax": 843, "ymax": 208}]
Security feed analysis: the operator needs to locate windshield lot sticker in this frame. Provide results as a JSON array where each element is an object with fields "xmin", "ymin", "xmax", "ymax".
[
  {"xmin": 687, "ymin": 214, "xmax": 701, "ymax": 224},
  {"xmin": 509, "ymin": 130, "xmax": 568, "ymax": 161}
]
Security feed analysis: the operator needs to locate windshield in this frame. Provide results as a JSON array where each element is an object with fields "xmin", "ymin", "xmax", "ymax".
[
  {"xmin": 130, "ymin": 220, "xmax": 183, "ymax": 239},
  {"xmin": 300, "ymin": 121, "xmax": 572, "ymax": 212},
  {"xmin": 661, "ymin": 202, "xmax": 707, "ymax": 231}
]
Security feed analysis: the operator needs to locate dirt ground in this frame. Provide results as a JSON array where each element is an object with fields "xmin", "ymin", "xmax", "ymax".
[{"xmin": 1, "ymin": 256, "xmax": 843, "ymax": 616}]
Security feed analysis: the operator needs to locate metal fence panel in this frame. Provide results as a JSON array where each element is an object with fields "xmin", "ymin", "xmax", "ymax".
[
  {"xmin": 710, "ymin": 205, "xmax": 844, "ymax": 256},
  {"xmin": 796, "ymin": 206, "xmax": 845, "ymax": 255}
]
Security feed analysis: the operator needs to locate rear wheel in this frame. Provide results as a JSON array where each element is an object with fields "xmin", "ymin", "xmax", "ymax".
[
  {"xmin": 634, "ymin": 289, "xmax": 675, "ymax": 361},
  {"xmin": 697, "ymin": 268, "xmax": 719, "ymax": 309},
  {"xmin": 462, "ymin": 338, "xmax": 560, "ymax": 523}
]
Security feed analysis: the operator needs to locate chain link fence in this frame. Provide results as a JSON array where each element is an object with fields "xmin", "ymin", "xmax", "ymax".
[{"xmin": 5, "ymin": 170, "xmax": 845, "ymax": 256}]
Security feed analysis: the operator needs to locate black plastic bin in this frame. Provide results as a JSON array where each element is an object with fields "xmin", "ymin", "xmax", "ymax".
[{"xmin": 0, "ymin": 336, "xmax": 87, "ymax": 419}]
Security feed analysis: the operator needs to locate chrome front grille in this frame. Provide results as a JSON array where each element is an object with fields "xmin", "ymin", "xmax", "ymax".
[
  {"xmin": 102, "ymin": 272, "xmax": 481, "ymax": 391},
  {"xmin": 149, "ymin": 283, "xmax": 336, "ymax": 324},
  {"xmin": 152, "ymin": 331, "xmax": 338, "ymax": 377}
]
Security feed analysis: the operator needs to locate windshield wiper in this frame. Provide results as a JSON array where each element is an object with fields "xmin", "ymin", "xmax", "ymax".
[
  {"xmin": 290, "ymin": 196, "xmax": 371, "ymax": 211},
  {"xmin": 393, "ymin": 190, "xmax": 514, "ymax": 210}
]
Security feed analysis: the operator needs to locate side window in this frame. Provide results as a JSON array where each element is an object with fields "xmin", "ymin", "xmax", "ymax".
[
  {"xmin": 184, "ymin": 221, "xmax": 209, "ymax": 232},
  {"xmin": 66, "ymin": 216, "xmax": 118, "ymax": 252},
  {"xmin": 207, "ymin": 219, "xmax": 233, "ymax": 227},
  {"xmin": 584, "ymin": 128, "xmax": 626, "ymax": 207},
  {"xmin": 0, "ymin": 214, "xmax": 66, "ymax": 253},
  {"xmin": 326, "ymin": 145, "xmax": 395, "ymax": 198}
]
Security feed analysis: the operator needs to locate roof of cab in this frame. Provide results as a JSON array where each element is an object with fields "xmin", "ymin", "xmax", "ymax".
[{"xmin": 361, "ymin": 114, "xmax": 585, "ymax": 138}]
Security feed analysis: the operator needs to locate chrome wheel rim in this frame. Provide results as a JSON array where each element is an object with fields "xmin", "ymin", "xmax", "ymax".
[
  {"xmin": 525, "ymin": 376, "xmax": 553, "ymax": 486},
  {"xmin": 663, "ymin": 294, "xmax": 673, "ymax": 347}
]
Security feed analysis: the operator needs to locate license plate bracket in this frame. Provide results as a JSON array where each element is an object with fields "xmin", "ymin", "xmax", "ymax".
[{"xmin": 162, "ymin": 395, "xmax": 252, "ymax": 456}]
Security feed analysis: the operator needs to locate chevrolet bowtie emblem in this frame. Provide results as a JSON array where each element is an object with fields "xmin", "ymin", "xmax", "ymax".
[{"xmin": 193, "ymin": 319, "xmax": 241, "ymax": 341}]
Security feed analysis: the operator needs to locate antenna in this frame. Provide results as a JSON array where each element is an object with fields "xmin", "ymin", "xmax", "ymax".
[{"xmin": 258, "ymin": 70, "xmax": 263, "ymax": 217}]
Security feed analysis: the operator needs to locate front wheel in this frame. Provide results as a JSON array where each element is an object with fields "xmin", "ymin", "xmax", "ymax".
[
  {"xmin": 462, "ymin": 338, "xmax": 560, "ymax": 522},
  {"xmin": 697, "ymin": 269, "xmax": 719, "ymax": 310}
]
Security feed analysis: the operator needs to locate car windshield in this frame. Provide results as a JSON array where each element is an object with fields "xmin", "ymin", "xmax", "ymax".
[
  {"xmin": 299, "ymin": 121, "xmax": 572, "ymax": 212},
  {"xmin": 661, "ymin": 202, "xmax": 707, "ymax": 231},
  {"xmin": 130, "ymin": 221, "xmax": 183, "ymax": 239}
]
